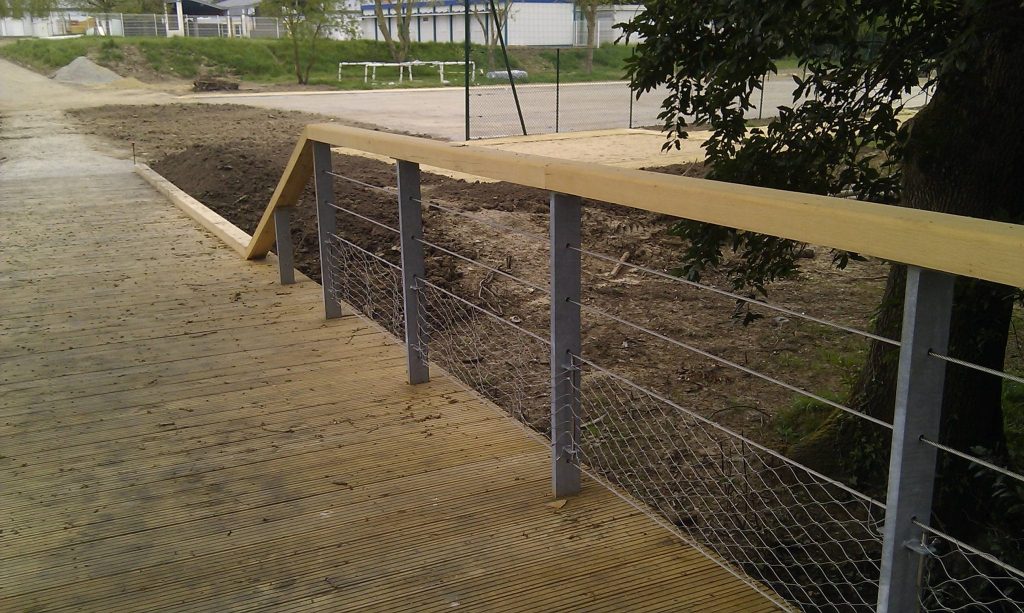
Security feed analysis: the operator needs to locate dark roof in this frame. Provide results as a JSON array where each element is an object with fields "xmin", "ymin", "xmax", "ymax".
[
  {"xmin": 216, "ymin": 0, "xmax": 260, "ymax": 8},
  {"xmin": 163, "ymin": 0, "xmax": 227, "ymax": 15}
]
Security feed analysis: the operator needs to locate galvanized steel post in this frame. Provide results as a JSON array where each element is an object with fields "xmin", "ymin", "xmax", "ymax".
[
  {"xmin": 273, "ymin": 207, "xmax": 295, "ymax": 285},
  {"xmin": 397, "ymin": 160, "xmax": 429, "ymax": 385},
  {"xmin": 312, "ymin": 141, "xmax": 342, "ymax": 319},
  {"xmin": 549, "ymin": 192, "xmax": 582, "ymax": 497},
  {"xmin": 877, "ymin": 266, "xmax": 955, "ymax": 613}
]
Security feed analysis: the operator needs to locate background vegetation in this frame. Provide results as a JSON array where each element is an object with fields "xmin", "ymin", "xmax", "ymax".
[{"xmin": 0, "ymin": 36, "xmax": 638, "ymax": 87}]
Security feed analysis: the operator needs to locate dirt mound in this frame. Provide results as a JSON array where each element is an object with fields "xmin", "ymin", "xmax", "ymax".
[{"xmin": 54, "ymin": 56, "xmax": 122, "ymax": 85}]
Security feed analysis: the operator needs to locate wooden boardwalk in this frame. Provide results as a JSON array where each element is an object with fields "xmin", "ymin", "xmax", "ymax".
[{"xmin": 0, "ymin": 117, "xmax": 782, "ymax": 612}]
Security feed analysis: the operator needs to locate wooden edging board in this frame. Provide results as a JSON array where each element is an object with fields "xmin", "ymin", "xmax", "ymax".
[{"xmin": 135, "ymin": 163, "xmax": 252, "ymax": 257}]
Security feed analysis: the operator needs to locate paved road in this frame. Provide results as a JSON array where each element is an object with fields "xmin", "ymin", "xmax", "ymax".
[
  {"xmin": 0, "ymin": 58, "xmax": 927, "ymax": 143},
  {"xmin": 188, "ymin": 77, "xmax": 928, "ymax": 141}
]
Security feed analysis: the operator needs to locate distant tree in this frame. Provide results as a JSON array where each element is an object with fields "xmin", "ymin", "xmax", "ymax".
[
  {"xmin": 114, "ymin": 0, "xmax": 164, "ymax": 13},
  {"xmin": 0, "ymin": 0, "xmax": 56, "ymax": 19},
  {"xmin": 263, "ymin": 0, "xmax": 344, "ymax": 84},
  {"xmin": 574, "ymin": 0, "xmax": 599, "ymax": 72},
  {"xmin": 373, "ymin": 0, "xmax": 413, "ymax": 62},
  {"xmin": 622, "ymin": 0, "xmax": 1024, "ymax": 542},
  {"xmin": 472, "ymin": 0, "xmax": 513, "ymax": 71}
]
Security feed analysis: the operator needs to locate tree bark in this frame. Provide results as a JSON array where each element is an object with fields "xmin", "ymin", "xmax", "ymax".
[
  {"xmin": 583, "ymin": 4, "xmax": 596, "ymax": 73},
  {"xmin": 290, "ymin": 18, "xmax": 303, "ymax": 84},
  {"xmin": 374, "ymin": 0, "xmax": 400, "ymax": 62},
  {"xmin": 474, "ymin": 2, "xmax": 510, "ymax": 72},
  {"xmin": 791, "ymin": 5, "xmax": 1024, "ymax": 536},
  {"xmin": 302, "ymin": 26, "xmax": 320, "ymax": 85},
  {"xmin": 397, "ymin": 0, "xmax": 413, "ymax": 62}
]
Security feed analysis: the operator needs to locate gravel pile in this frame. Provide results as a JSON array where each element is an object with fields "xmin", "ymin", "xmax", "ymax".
[{"xmin": 54, "ymin": 57, "xmax": 122, "ymax": 85}]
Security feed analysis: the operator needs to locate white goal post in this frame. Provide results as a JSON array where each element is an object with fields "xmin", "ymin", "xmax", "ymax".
[{"xmin": 338, "ymin": 60, "xmax": 476, "ymax": 84}]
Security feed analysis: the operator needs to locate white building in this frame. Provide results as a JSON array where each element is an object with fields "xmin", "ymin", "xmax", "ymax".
[{"xmin": 361, "ymin": 0, "xmax": 642, "ymax": 47}]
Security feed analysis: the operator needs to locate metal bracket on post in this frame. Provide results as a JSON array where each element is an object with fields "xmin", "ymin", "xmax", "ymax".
[
  {"xmin": 397, "ymin": 160, "xmax": 429, "ymax": 385},
  {"xmin": 877, "ymin": 266, "xmax": 955, "ymax": 613},
  {"xmin": 273, "ymin": 207, "xmax": 295, "ymax": 285},
  {"xmin": 550, "ymin": 191, "xmax": 582, "ymax": 498},
  {"xmin": 312, "ymin": 141, "xmax": 342, "ymax": 320}
]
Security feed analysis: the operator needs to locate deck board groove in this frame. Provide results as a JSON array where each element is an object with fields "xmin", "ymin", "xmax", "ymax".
[{"xmin": 0, "ymin": 142, "xmax": 783, "ymax": 611}]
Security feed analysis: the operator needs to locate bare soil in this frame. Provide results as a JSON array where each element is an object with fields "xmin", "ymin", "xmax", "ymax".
[{"xmin": 71, "ymin": 103, "xmax": 889, "ymax": 446}]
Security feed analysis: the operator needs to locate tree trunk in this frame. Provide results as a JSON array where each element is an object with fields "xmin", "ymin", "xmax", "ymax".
[
  {"xmin": 396, "ymin": 0, "xmax": 412, "ymax": 62},
  {"xmin": 473, "ymin": 9, "xmax": 499, "ymax": 71},
  {"xmin": 791, "ymin": 5, "xmax": 1024, "ymax": 537},
  {"xmin": 486, "ymin": 30, "xmax": 496, "ymax": 71},
  {"xmin": 583, "ymin": 5, "xmax": 596, "ymax": 73},
  {"xmin": 290, "ymin": 20, "xmax": 303, "ymax": 84},
  {"xmin": 374, "ymin": 0, "xmax": 400, "ymax": 62},
  {"xmin": 303, "ymin": 26, "xmax": 320, "ymax": 85}
]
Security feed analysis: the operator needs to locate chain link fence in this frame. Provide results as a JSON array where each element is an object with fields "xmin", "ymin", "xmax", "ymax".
[
  {"xmin": 15, "ymin": 12, "xmax": 283, "ymax": 39},
  {"xmin": 466, "ymin": 46, "xmax": 652, "ymax": 140}
]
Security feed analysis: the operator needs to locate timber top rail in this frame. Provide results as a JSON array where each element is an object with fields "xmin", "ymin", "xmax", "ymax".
[{"xmin": 247, "ymin": 123, "xmax": 1024, "ymax": 288}]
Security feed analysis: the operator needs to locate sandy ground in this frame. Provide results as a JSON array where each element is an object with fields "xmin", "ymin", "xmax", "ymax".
[
  {"xmin": 332, "ymin": 128, "xmax": 710, "ymax": 183},
  {"xmin": 0, "ymin": 59, "xmax": 180, "ymax": 114},
  {"xmin": 472, "ymin": 128, "xmax": 708, "ymax": 166}
]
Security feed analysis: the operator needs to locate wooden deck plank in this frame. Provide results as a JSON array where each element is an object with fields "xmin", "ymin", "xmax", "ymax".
[{"xmin": 0, "ymin": 132, "xmax": 784, "ymax": 611}]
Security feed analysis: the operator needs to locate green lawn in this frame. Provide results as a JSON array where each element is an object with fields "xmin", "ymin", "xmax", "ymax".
[{"xmin": 0, "ymin": 36, "xmax": 638, "ymax": 89}]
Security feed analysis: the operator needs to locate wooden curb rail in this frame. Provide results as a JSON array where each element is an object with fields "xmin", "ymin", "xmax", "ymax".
[{"xmin": 135, "ymin": 162, "xmax": 252, "ymax": 256}]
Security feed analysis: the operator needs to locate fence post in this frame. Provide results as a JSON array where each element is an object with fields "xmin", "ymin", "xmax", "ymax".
[
  {"xmin": 312, "ymin": 141, "xmax": 342, "ymax": 319},
  {"xmin": 555, "ymin": 48, "xmax": 560, "ymax": 133},
  {"xmin": 396, "ymin": 160, "xmax": 429, "ymax": 385},
  {"xmin": 273, "ymin": 207, "xmax": 295, "ymax": 285},
  {"xmin": 628, "ymin": 87, "xmax": 633, "ymax": 129},
  {"xmin": 758, "ymin": 73, "xmax": 766, "ymax": 120},
  {"xmin": 877, "ymin": 266, "xmax": 954, "ymax": 613},
  {"xmin": 463, "ymin": 0, "xmax": 471, "ymax": 141},
  {"xmin": 549, "ymin": 191, "xmax": 582, "ymax": 497}
]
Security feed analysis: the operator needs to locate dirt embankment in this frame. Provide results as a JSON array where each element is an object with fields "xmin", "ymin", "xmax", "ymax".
[{"xmin": 71, "ymin": 103, "xmax": 889, "ymax": 444}]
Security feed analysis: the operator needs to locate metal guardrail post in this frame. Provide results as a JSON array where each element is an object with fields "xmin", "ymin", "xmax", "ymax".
[
  {"xmin": 272, "ymin": 207, "xmax": 295, "ymax": 285},
  {"xmin": 549, "ymin": 191, "xmax": 582, "ymax": 497},
  {"xmin": 312, "ymin": 141, "xmax": 342, "ymax": 319},
  {"xmin": 397, "ymin": 160, "xmax": 429, "ymax": 385},
  {"xmin": 877, "ymin": 266, "xmax": 955, "ymax": 613}
]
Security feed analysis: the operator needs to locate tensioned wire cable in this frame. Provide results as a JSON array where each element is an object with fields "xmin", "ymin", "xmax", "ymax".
[{"xmin": 568, "ymin": 297, "xmax": 893, "ymax": 430}]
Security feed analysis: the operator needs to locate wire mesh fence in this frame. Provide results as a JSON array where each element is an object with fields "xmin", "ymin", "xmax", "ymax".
[
  {"xmin": 918, "ymin": 523, "xmax": 1024, "ymax": 612},
  {"xmin": 81, "ymin": 13, "xmax": 282, "ymax": 39},
  {"xmin": 914, "ymin": 350, "xmax": 1024, "ymax": 612},
  {"xmin": 315, "ymin": 166, "xmax": 1024, "ymax": 612},
  {"xmin": 251, "ymin": 16, "xmax": 281, "ymax": 39},
  {"xmin": 466, "ymin": 48, "xmax": 658, "ymax": 139},
  {"xmin": 324, "ymin": 233, "xmax": 404, "ymax": 340},
  {"xmin": 413, "ymin": 278, "xmax": 550, "ymax": 430},
  {"xmin": 567, "ymin": 354, "xmax": 887, "ymax": 611}
]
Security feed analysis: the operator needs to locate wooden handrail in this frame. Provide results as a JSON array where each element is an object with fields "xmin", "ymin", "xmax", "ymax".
[
  {"xmin": 244, "ymin": 128, "xmax": 313, "ymax": 260},
  {"xmin": 247, "ymin": 123, "xmax": 1024, "ymax": 288}
]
